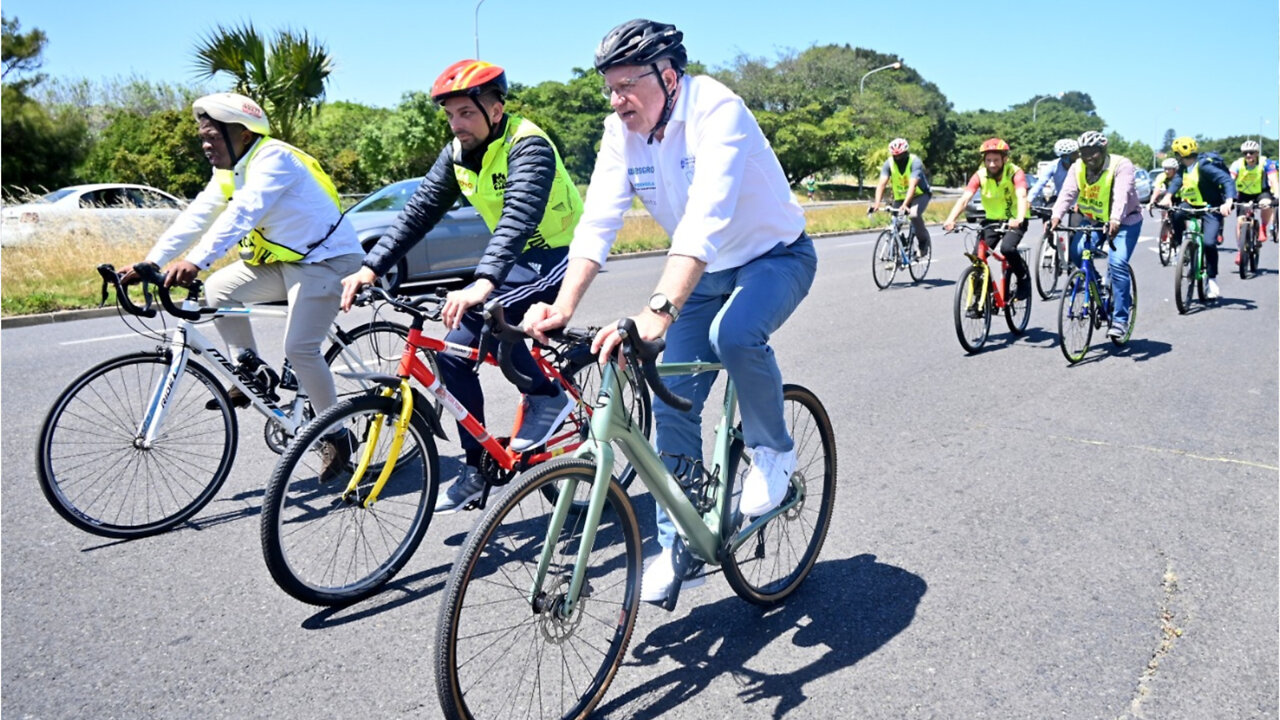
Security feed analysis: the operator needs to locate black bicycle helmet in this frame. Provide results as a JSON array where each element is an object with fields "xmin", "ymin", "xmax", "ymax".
[{"xmin": 594, "ymin": 19, "xmax": 687, "ymax": 74}]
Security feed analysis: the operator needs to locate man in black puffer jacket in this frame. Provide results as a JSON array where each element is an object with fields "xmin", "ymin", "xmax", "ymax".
[{"xmin": 341, "ymin": 59, "xmax": 584, "ymax": 513}]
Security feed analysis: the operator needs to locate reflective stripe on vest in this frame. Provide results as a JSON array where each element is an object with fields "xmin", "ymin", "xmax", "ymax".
[
  {"xmin": 1178, "ymin": 162, "xmax": 1206, "ymax": 207},
  {"xmin": 452, "ymin": 115, "xmax": 582, "ymax": 250},
  {"xmin": 1075, "ymin": 155, "xmax": 1118, "ymax": 222},
  {"xmin": 977, "ymin": 163, "xmax": 1021, "ymax": 220},
  {"xmin": 1234, "ymin": 157, "xmax": 1267, "ymax": 195},
  {"xmin": 216, "ymin": 138, "xmax": 342, "ymax": 265}
]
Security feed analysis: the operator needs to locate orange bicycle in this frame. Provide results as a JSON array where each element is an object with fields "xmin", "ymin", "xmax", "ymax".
[{"xmin": 950, "ymin": 223, "xmax": 1033, "ymax": 353}]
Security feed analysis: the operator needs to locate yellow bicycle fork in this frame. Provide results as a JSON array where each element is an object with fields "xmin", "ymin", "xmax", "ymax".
[
  {"xmin": 963, "ymin": 256, "xmax": 991, "ymax": 312},
  {"xmin": 341, "ymin": 379, "xmax": 414, "ymax": 508}
]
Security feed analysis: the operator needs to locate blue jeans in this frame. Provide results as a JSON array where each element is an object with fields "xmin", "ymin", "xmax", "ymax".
[
  {"xmin": 652, "ymin": 235, "xmax": 818, "ymax": 550},
  {"xmin": 1068, "ymin": 220, "xmax": 1140, "ymax": 328}
]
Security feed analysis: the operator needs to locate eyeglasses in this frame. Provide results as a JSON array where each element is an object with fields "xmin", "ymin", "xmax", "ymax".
[
  {"xmin": 601, "ymin": 71, "xmax": 658, "ymax": 99},
  {"xmin": 1080, "ymin": 148, "xmax": 1105, "ymax": 159},
  {"xmin": 1245, "ymin": 151, "xmax": 1259, "ymax": 156}
]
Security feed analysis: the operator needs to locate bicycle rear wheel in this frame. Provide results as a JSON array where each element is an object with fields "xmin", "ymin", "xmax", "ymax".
[
  {"xmin": 908, "ymin": 230, "xmax": 931, "ymax": 282},
  {"xmin": 260, "ymin": 393, "xmax": 439, "ymax": 606},
  {"xmin": 871, "ymin": 230, "xmax": 899, "ymax": 289},
  {"xmin": 435, "ymin": 458, "xmax": 642, "ymax": 720},
  {"xmin": 954, "ymin": 264, "xmax": 992, "ymax": 353},
  {"xmin": 723, "ymin": 384, "xmax": 836, "ymax": 606},
  {"xmin": 1003, "ymin": 268, "xmax": 1032, "ymax": 336},
  {"xmin": 36, "ymin": 352, "xmax": 238, "ymax": 539},
  {"xmin": 1034, "ymin": 229, "xmax": 1060, "ymax": 299},
  {"xmin": 1058, "ymin": 271, "xmax": 1093, "ymax": 363}
]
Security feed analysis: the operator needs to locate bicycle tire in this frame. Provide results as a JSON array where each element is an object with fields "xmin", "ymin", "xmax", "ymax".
[
  {"xmin": 1003, "ymin": 267, "xmax": 1032, "ymax": 336},
  {"xmin": 1158, "ymin": 224, "xmax": 1174, "ymax": 267},
  {"xmin": 1058, "ymin": 271, "xmax": 1092, "ymax": 363},
  {"xmin": 260, "ymin": 393, "xmax": 440, "ymax": 606},
  {"xmin": 954, "ymin": 264, "xmax": 992, "ymax": 353},
  {"xmin": 434, "ymin": 457, "xmax": 642, "ymax": 720},
  {"xmin": 325, "ymin": 320, "xmax": 439, "ymax": 409},
  {"xmin": 1034, "ymin": 229, "xmax": 1059, "ymax": 299},
  {"xmin": 1111, "ymin": 271, "xmax": 1137, "ymax": 346},
  {"xmin": 908, "ymin": 230, "xmax": 931, "ymax": 282},
  {"xmin": 36, "ymin": 352, "xmax": 238, "ymax": 539},
  {"xmin": 871, "ymin": 230, "xmax": 899, "ymax": 289},
  {"xmin": 1239, "ymin": 223, "xmax": 1252, "ymax": 280},
  {"xmin": 1174, "ymin": 240, "xmax": 1196, "ymax": 314},
  {"xmin": 723, "ymin": 384, "xmax": 836, "ymax": 606},
  {"xmin": 552, "ymin": 357, "xmax": 652, "ymax": 498}
]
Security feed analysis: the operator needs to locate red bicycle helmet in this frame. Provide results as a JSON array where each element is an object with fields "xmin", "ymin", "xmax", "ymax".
[
  {"xmin": 979, "ymin": 138, "xmax": 1010, "ymax": 154},
  {"xmin": 431, "ymin": 60, "xmax": 508, "ymax": 103}
]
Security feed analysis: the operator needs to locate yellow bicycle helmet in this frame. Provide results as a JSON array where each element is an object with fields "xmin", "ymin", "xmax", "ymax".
[{"xmin": 1170, "ymin": 136, "xmax": 1199, "ymax": 157}]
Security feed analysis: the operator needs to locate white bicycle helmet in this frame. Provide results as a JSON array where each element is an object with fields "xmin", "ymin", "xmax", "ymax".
[
  {"xmin": 1162, "ymin": 157, "xmax": 1179, "ymax": 170},
  {"xmin": 192, "ymin": 93, "xmax": 271, "ymax": 136},
  {"xmin": 1053, "ymin": 138, "xmax": 1079, "ymax": 157},
  {"xmin": 1241, "ymin": 140, "xmax": 1261, "ymax": 153},
  {"xmin": 888, "ymin": 138, "xmax": 910, "ymax": 155},
  {"xmin": 1077, "ymin": 131, "xmax": 1108, "ymax": 148}
]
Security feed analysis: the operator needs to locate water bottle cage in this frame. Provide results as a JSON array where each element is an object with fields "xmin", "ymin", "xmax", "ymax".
[{"xmin": 661, "ymin": 452, "xmax": 720, "ymax": 513}]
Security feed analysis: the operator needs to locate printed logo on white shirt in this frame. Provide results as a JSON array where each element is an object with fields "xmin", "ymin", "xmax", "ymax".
[{"xmin": 628, "ymin": 165, "xmax": 656, "ymax": 192}]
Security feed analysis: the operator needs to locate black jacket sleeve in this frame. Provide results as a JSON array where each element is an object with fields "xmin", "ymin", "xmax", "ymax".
[
  {"xmin": 472, "ymin": 135, "xmax": 557, "ymax": 285},
  {"xmin": 362, "ymin": 145, "xmax": 461, "ymax": 277}
]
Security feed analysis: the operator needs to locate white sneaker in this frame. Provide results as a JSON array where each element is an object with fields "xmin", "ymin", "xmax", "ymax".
[
  {"xmin": 739, "ymin": 446, "xmax": 796, "ymax": 517},
  {"xmin": 1206, "ymin": 278, "xmax": 1221, "ymax": 300},
  {"xmin": 640, "ymin": 547, "xmax": 705, "ymax": 603}
]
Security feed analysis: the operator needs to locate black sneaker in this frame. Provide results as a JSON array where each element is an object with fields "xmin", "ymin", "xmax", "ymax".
[
  {"xmin": 510, "ymin": 387, "xmax": 574, "ymax": 452},
  {"xmin": 318, "ymin": 428, "xmax": 356, "ymax": 483},
  {"xmin": 1015, "ymin": 275, "xmax": 1031, "ymax": 301},
  {"xmin": 916, "ymin": 242, "xmax": 931, "ymax": 258},
  {"xmin": 207, "ymin": 386, "xmax": 251, "ymax": 410}
]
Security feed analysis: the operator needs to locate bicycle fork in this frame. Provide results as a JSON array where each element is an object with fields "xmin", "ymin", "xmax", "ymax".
[
  {"xmin": 341, "ymin": 379, "xmax": 414, "ymax": 508},
  {"xmin": 136, "ymin": 329, "xmax": 192, "ymax": 449}
]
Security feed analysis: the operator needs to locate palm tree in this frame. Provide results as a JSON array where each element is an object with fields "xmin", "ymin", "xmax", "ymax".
[{"xmin": 192, "ymin": 22, "xmax": 332, "ymax": 143}]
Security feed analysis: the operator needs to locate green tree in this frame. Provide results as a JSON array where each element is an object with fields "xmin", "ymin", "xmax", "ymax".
[
  {"xmin": 1, "ymin": 14, "xmax": 89, "ymax": 193},
  {"xmin": 80, "ymin": 109, "xmax": 206, "ymax": 197},
  {"xmin": 1105, "ymin": 133, "xmax": 1154, "ymax": 172},
  {"xmin": 296, "ymin": 100, "xmax": 390, "ymax": 192},
  {"xmin": 192, "ymin": 22, "xmax": 332, "ymax": 143},
  {"xmin": 353, "ymin": 91, "xmax": 452, "ymax": 186},
  {"xmin": 1160, "ymin": 128, "xmax": 1176, "ymax": 153},
  {"xmin": 506, "ymin": 68, "xmax": 612, "ymax": 184}
]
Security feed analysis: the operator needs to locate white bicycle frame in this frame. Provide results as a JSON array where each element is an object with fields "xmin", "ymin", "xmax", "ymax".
[{"xmin": 135, "ymin": 303, "xmax": 378, "ymax": 449}]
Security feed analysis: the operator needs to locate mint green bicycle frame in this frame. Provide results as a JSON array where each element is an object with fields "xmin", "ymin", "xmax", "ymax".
[{"xmin": 528, "ymin": 359, "xmax": 803, "ymax": 617}]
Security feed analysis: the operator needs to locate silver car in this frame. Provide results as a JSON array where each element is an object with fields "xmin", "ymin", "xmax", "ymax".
[
  {"xmin": 1, "ymin": 183, "xmax": 186, "ymax": 247},
  {"xmin": 346, "ymin": 178, "xmax": 490, "ymax": 291},
  {"xmin": 1133, "ymin": 168, "xmax": 1153, "ymax": 204}
]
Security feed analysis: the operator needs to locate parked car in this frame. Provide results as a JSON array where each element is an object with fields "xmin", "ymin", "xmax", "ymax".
[
  {"xmin": 964, "ymin": 173, "xmax": 1038, "ymax": 222},
  {"xmin": 1133, "ymin": 168, "xmax": 1152, "ymax": 204},
  {"xmin": 345, "ymin": 178, "xmax": 490, "ymax": 291},
  {"xmin": 1, "ymin": 183, "xmax": 186, "ymax": 247}
]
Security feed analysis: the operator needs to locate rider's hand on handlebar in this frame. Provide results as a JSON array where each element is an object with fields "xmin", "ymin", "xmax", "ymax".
[
  {"xmin": 592, "ymin": 309, "xmax": 670, "ymax": 365},
  {"xmin": 442, "ymin": 279, "xmax": 494, "ymax": 330},
  {"xmin": 163, "ymin": 260, "xmax": 200, "ymax": 288},
  {"xmin": 942, "ymin": 220, "xmax": 956, "ymax": 233},
  {"xmin": 1220, "ymin": 201, "xmax": 1233, "ymax": 217},
  {"xmin": 523, "ymin": 301, "xmax": 570, "ymax": 345},
  {"xmin": 118, "ymin": 264, "xmax": 142, "ymax": 286},
  {"xmin": 867, "ymin": 203, "xmax": 879, "ymax": 215},
  {"xmin": 340, "ymin": 266, "xmax": 378, "ymax": 312}
]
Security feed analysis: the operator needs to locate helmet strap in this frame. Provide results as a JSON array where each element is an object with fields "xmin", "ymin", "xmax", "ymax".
[{"xmin": 646, "ymin": 63, "xmax": 677, "ymax": 145}]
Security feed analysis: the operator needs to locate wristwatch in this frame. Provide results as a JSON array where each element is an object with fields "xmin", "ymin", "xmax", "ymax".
[{"xmin": 647, "ymin": 292, "xmax": 680, "ymax": 321}]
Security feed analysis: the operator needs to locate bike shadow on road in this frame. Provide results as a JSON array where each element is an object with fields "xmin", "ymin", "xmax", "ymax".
[
  {"xmin": 1062, "ymin": 335, "xmax": 1175, "ymax": 366},
  {"xmin": 297, "ymin": 559, "xmax": 456, "ymax": 630},
  {"xmin": 596, "ymin": 553, "xmax": 926, "ymax": 719}
]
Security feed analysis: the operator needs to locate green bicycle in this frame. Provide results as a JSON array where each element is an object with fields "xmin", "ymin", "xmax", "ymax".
[
  {"xmin": 433, "ymin": 312, "xmax": 837, "ymax": 720},
  {"xmin": 1173, "ymin": 206, "xmax": 1219, "ymax": 314}
]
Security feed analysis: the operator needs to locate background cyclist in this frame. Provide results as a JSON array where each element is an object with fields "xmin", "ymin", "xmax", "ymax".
[
  {"xmin": 869, "ymin": 137, "xmax": 933, "ymax": 257},
  {"xmin": 1027, "ymin": 138, "xmax": 1080, "ymax": 211},
  {"xmin": 121, "ymin": 93, "xmax": 363, "ymax": 480},
  {"xmin": 1049, "ymin": 131, "xmax": 1142, "ymax": 340},
  {"xmin": 1159, "ymin": 136, "xmax": 1236, "ymax": 299},
  {"xmin": 1147, "ymin": 157, "xmax": 1181, "ymax": 211},
  {"xmin": 523, "ymin": 18, "xmax": 817, "ymax": 605},
  {"xmin": 941, "ymin": 138, "xmax": 1032, "ymax": 300},
  {"xmin": 339, "ymin": 60, "xmax": 583, "ymax": 513},
  {"xmin": 1229, "ymin": 140, "xmax": 1277, "ymax": 255}
]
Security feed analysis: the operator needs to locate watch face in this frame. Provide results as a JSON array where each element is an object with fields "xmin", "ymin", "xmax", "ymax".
[{"xmin": 649, "ymin": 294, "xmax": 665, "ymax": 311}]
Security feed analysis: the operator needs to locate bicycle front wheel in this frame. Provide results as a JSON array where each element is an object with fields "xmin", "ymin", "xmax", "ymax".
[
  {"xmin": 260, "ymin": 393, "xmax": 439, "ymax": 606},
  {"xmin": 1239, "ymin": 224, "xmax": 1253, "ymax": 280},
  {"xmin": 36, "ymin": 352, "xmax": 238, "ymax": 539},
  {"xmin": 435, "ymin": 458, "xmax": 642, "ymax": 720},
  {"xmin": 723, "ymin": 384, "xmax": 836, "ymax": 606},
  {"xmin": 908, "ymin": 231, "xmax": 931, "ymax": 281},
  {"xmin": 1058, "ymin": 270, "xmax": 1093, "ymax": 363},
  {"xmin": 871, "ymin": 230, "xmax": 899, "ymax": 289},
  {"xmin": 954, "ymin": 264, "xmax": 992, "ymax": 353},
  {"xmin": 1003, "ymin": 268, "xmax": 1032, "ymax": 336},
  {"xmin": 1034, "ymin": 230, "xmax": 1060, "ymax": 299},
  {"xmin": 1174, "ymin": 241, "xmax": 1196, "ymax": 314},
  {"xmin": 1158, "ymin": 223, "xmax": 1174, "ymax": 266}
]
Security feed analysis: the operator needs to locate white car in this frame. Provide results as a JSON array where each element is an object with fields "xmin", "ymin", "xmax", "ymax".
[{"xmin": 1, "ymin": 184, "xmax": 186, "ymax": 247}]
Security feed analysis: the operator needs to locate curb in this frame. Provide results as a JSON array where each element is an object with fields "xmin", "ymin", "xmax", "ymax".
[{"xmin": 2, "ymin": 306, "xmax": 121, "ymax": 329}]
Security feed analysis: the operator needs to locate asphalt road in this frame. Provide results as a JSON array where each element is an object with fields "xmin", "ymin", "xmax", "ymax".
[{"xmin": 3, "ymin": 216, "xmax": 1277, "ymax": 720}]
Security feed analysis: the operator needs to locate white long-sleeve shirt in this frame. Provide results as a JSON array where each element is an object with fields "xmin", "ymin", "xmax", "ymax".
[
  {"xmin": 570, "ymin": 75, "xmax": 806, "ymax": 273},
  {"xmin": 146, "ymin": 138, "xmax": 361, "ymax": 269}
]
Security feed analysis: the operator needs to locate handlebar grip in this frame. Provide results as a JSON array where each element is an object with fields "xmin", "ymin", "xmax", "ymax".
[
  {"xmin": 483, "ymin": 301, "xmax": 537, "ymax": 391},
  {"xmin": 97, "ymin": 263, "xmax": 158, "ymax": 318},
  {"xmin": 617, "ymin": 318, "xmax": 692, "ymax": 413}
]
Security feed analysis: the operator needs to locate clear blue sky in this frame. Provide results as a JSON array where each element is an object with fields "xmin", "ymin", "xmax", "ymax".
[{"xmin": 7, "ymin": 0, "xmax": 1278, "ymax": 149}]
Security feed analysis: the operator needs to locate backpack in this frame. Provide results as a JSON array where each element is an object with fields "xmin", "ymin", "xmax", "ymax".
[{"xmin": 1199, "ymin": 151, "xmax": 1229, "ymax": 175}]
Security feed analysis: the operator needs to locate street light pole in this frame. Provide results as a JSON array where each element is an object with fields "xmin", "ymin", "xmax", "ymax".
[
  {"xmin": 1032, "ymin": 92, "xmax": 1064, "ymax": 122},
  {"xmin": 474, "ymin": 0, "xmax": 488, "ymax": 59},
  {"xmin": 859, "ymin": 60, "xmax": 903, "ymax": 94}
]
